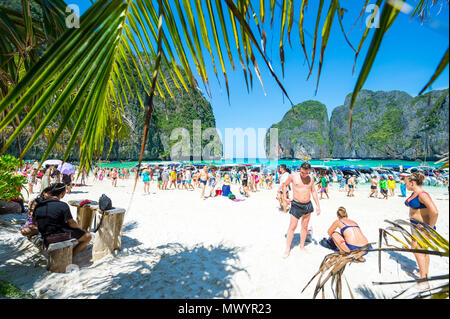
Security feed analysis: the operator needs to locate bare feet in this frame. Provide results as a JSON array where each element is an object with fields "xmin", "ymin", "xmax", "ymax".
[{"xmin": 283, "ymin": 250, "xmax": 290, "ymax": 259}]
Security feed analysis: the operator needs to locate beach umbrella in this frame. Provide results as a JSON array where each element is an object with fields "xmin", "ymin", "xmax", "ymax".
[
  {"xmin": 42, "ymin": 159, "xmax": 62, "ymax": 167},
  {"xmin": 57, "ymin": 162, "xmax": 75, "ymax": 175}
]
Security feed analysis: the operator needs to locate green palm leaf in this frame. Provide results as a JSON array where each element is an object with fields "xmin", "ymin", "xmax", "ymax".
[
  {"xmin": 348, "ymin": 0, "xmax": 403, "ymax": 137},
  {"xmin": 419, "ymin": 48, "xmax": 449, "ymax": 95}
]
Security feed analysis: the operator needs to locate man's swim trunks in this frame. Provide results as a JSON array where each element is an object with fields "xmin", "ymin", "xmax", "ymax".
[{"xmin": 289, "ymin": 200, "xmax": 314, "ymax": 219}]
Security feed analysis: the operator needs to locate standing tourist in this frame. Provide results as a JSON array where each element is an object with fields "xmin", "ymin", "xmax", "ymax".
[
  {"xmin": 318, "ymin": 173, "xmax": 329, "ymax": 199},
  {"xmin": 93, "ymin": 166, "xmax": 99, "ymax": 182},
  {"xmin": 241, "ymin": 168, "xmax": 249, "ymax": 197},
  {"xmin": 400, "ymin": 177, "xmax": 407, "ymax": 197},
  {"xmin": 111, "ymin": 168, "xmax": 118, "ymax": 187},
  {"xmin": 379, "ymin": 177, "xmax": 388, "ymax": 199},
  {"xmin": 277, "ymin": 165, "xmax": 290, "ymax": 213},
  {"xmin": 405, "ymin": 173, "xmax": 439, "ymax": 290},
  {"xmin": 339, "ymin": 175, "xmax": 346, "ymax": 191},
  {"xmin": 185, "ymin": 169, "xmax": 194, "ymax": 190},
  {"xmin": 369, "ymin": 175, "xmax": 379, "ymax": 198},
  {"xmin": 208, "ymin": 168, "xmax": 217, "ymax": 197},
  {"xmin": 62, "ymin": 173, "xmax": 73, "ymax": 193},
  {"xmin": 282, "ymin": 162, "xmax": 321, "ymax": 258},
  {"xmin": 99, "ymin": 168, "xmax": 104, "ymax": 182},
  {"xmin": 142, "ymin": 166, "xmax": 151, "ymax": 194},
  {"xmin": 387, "ymin": 176, "xmax": 396, "ymax": 197},
  {"xmin": 177, "ymin": 170, "xmax": 183, "ymax": 189},
  {"xmin": 27, "ymin": 169, "xmax": 37, "ymax": 197},
  {"xmin": 162, "ymin": 168, "xmax": 169, "ymax": 190},
  {"xmin": 40, "ymin": 168, "xmax": 52, "ymax": 193},
  {"xmin": 199, "ymin": 166, "xmax": 208, "ymax": 199},
  {"xmin": 347, "ymin": 175, "xmax": 356, "ymax": 197},
  {"xmin": 169, "ymin": 168, "xmax": 177, "ymax": 189}
]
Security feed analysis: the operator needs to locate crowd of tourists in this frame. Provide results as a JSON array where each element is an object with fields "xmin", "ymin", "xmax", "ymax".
[{"xmin": 14, "ymin": 160, "xmax": 442, "ymax": 293}]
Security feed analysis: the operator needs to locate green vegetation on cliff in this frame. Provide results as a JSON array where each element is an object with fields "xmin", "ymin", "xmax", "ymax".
[
  {"xmin": 266, "ymin": 100, "xmax": 329, "ymax": 159},
  {"xmin": 107, "ymin": 52, "xmax": 222, "ymax": 161},
  {"xmin": 268, "ymin": 89, "xmax": 449, "ymax": 160}
]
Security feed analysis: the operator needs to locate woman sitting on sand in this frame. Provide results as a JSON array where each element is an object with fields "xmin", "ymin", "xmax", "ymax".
[
  {"xmin": 325, "ymin": 207, "xmax": 371, "ymax": 255},
  {"xmin": 404, "ymin": 173, "xmax": 439, "ymax": 289},
  {"xmin": 222, "ymin": 173, "xmax": 232, "ymax": 197}
]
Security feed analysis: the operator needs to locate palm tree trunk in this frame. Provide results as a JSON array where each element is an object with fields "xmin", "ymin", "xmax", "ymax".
[{"xmin": 132, "ymin": 2, "xmax": 164, "ymax": 194}]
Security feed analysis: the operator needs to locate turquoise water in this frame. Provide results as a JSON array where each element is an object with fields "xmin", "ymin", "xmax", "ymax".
[{"xmin": 97, "ymin": 158, "xmax": 441, "ymax": 169}]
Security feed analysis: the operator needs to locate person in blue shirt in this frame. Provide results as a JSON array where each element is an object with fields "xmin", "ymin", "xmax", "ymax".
[
  {"xmin": 400, "ymin": 177, "xmax": 407, "ymax": 197},
  {"xmin": 339, "ymin": 176, "xmax": 346, "ymax": 191}
]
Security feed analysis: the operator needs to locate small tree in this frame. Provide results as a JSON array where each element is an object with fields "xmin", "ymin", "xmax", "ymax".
[{"xmin": 0, "ymin": 155, "xmax": 27, "ymax": 202}]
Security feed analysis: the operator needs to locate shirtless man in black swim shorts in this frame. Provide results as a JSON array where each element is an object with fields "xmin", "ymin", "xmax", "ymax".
[
  {"xmin": 282, "ymin": 162, "xmax": 321, "ymax": 258},
  {"xmin": 368, "ymin": 175, "xmax": 379, "ymax": 198},
  {"xmin": 199, "ymin": 166, "xmax": 209, "ymax": 199}
]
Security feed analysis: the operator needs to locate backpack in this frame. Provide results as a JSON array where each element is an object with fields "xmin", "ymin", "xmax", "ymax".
[
  {"xmin": 94, "ymin": 194, "xmax": 112, "ymax": 233},
  {"xmin": 99, "ymin": 194, "xmax": 112, "ymax": 211}
]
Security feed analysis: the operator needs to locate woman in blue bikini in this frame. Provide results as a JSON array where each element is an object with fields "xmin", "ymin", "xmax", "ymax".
[
  {"xmin": 326, "ymin": 207, "xmax": 371, "ymax": 255},
  {"xmin": 142, "ymin": 166, "xmax": 151, "ymax": 194},
  {"xmin": 405, "ymin": 173, "xmax": 439, "ymax": 289}
]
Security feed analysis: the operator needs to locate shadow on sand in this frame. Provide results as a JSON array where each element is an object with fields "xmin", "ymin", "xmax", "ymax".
[
  {"xmin": 99, "ymin": 242, "xmax": 246, "ymax": 298},
  {"xmin": 285, "ymin": 233, "xmax": 315, "ymax": 249},
  {"xmin": 122, "ymin": 221, "xmax": 139, "ymax": 233},
  {"xmin": 385, "ymin": 251, "xmax": 418, "ymax": 278},
  {"xmin": 0, "ymin": 215, "xmax": 246, "ymax": 299}
]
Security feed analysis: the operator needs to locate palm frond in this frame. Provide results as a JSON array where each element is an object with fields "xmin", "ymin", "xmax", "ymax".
[
  {"xmin": 305, "ymin": 219, "xmax": 448, "ymax": 299},
  {"xmin": 419, "ymin": 48, "xmax": 449, "ymax": 95},
  {"xmin": 0, "ymin": 0, "xmax": 447, "ymax": 173},
  {"xmin": 1, "ymin": 0, "xmax": 295, "ymax": 170}
]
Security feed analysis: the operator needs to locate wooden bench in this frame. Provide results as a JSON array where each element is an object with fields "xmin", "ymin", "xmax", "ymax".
[
  {"xmin": 28, "ymin": 235, "xmax": 78, "ymax": 273},
  {"xmin": 68, "ymin": 200, "xmax": 126, "ymax": 261}
]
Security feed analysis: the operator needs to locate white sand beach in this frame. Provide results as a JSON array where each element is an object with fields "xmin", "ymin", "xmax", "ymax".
[{"xmin": 1, "ymin": 179, "xmax": 448, "ymax": 299}]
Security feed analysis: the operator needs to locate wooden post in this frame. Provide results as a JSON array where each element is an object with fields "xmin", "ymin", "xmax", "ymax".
[
  {"xmin": 69, "ymin": 200, "xmax": 98, "ymax": 233},
  {"xmin": 92, "ymin": 208, "xmax": 126, "ymax": 261},
  {"xmin": 76, "ymin": 206, "xmax": 95, "ymax": 233},
  {"xmin": 47, "ymin": 240, "xmax": 77, "ymax": 273}
]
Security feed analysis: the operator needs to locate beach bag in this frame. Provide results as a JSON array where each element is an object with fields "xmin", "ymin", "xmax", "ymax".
[
  {"xmin": 228, "ymin": 193, "xmax": 236, "ymax": 200},
  {"xmin": 99, "ymin": 194, "xmax": 112, "ymax": 211},
  {"xmin": 215, "ymin": 189, "xmax": 222, "ymax": 196},
  {"xmin": 94, "ymin": 194, "xmax": 112, "ymax": 233}
]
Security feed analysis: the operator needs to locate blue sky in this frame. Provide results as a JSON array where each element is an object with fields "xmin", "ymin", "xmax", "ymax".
[{"xmin": 73, "ymin": 0, "xmax": 449, "ymax": 158}]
